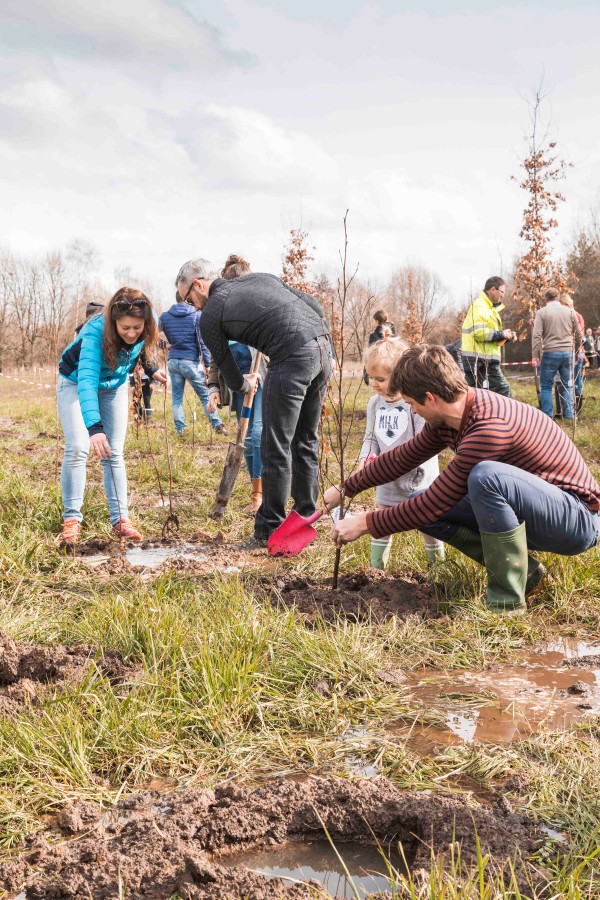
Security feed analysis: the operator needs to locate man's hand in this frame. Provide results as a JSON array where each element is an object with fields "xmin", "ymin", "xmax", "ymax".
[
  {"xmin": 90, "ymin": 433, "xmax": 112, "ymax": 459},
  {"xmin": 323, "ymin": 484, "xmax": 344, "ymax": 512},
  {"xmin": 532, "ymin": 357, "xmax": 540, "ymax": 367},
  {"xmin": 153, "ymin": 368, "xmax": 167, "ymax": 385},
  {"xmin": 207, "ymin": 392, "xmax": 222, "ymax": 413},
  {"xmin": 244, "ymin": 372, "xmax": 261, "ymax": 394},
  {"xmin": 331, "ymin": 513, "xmax": 369, "ymax": 546},
  {"xmin": 503, "ymin": 329, "xmax": 517, "ymax": 342}
]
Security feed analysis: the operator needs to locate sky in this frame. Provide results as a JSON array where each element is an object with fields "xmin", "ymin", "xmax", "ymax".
[{"xmin": 2, "ymin": 0, "xmax": 599, "ymax": 307}]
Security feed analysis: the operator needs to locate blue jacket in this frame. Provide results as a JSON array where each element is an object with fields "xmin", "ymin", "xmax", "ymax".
[
  {"xmin": 59, "ymin": 314, "xmax": 152, "ymax": 436},
  {"xmin": 158, "ymin": 303, "xmax": 210, "ymax": 367}
]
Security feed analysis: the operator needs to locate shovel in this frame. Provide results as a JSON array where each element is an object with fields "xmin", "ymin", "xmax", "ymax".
[
  {"xmin": 209, "ymin": 352, "xmax": 263, "ymax": 520},
  {"xmin": 267, "ymin": 509, "xmax": 324, "ymax": 557}
]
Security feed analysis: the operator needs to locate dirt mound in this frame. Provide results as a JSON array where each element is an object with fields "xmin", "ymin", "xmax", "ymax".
[
  {"xmin": 274, "ymin": 571, "xmax": 438, "ymax": 623},
  {"xmin": 0, "ymin": 632, "xmax": 136, "ymax": 715},
  {"xmin": 0, "ymin": 777, "xmax": 543, "ymax": 899}
]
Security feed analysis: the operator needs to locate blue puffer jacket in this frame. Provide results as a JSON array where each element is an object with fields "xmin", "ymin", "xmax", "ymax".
[
  {"xmin": 158, "ymin": 303, "xmax": 210, "ymax": 367},
  {"xmin": 59, "ymin": 314, "xmax": 152, "ymax": 436}
]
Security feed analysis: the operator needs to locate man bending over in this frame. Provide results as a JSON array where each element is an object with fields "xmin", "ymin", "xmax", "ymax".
[{"xmin": 324, "ymin": 345, "xmax": 600, "ymax": 613}]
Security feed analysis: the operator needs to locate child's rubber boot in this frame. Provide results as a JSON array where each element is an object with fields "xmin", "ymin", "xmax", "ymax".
[{"xmin": 370, "ymin": 536, "xmax": 391, "ymax": 570}]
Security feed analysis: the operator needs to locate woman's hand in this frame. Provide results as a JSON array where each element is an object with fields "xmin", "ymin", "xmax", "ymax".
[
  {"xmin": 90, "ymin": 433, "xmax": 112, "ymax": 460},
  {"xmin": 244, "ymin": 372, "xmax": 261, "ymax": 394},
  {"xmin": 323, "ymin": 484, "xmax": 344, "ymax": 512},
  {"xmin": 331, "ymin": 513, "xmax": 369, "ymax": 546},
  {"xmin": 207, "ymin": 392, "xmax": 222, "ymax": 413},
  {"xmin": 153, "ymin": 368, "xmax": 167, "ymax": 385}
]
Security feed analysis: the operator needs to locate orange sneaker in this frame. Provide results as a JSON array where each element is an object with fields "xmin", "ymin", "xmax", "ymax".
[
  {"xmin": 112, "ymin": 518, "xmax": 143, "ymax": 541},
  {"xmin": 59, "ymin": 518, "xmax": 81, "ymax": 546}
]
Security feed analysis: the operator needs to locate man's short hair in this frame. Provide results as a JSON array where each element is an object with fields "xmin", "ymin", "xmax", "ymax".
[
  {"xmin": 544, "ymin": 288, "xmax": 559, "ymax": 302},
  {"xmin": 175, "ymin": 258, "xmax": 218, "ymax": 288},
  {"xmin": 389, "ymin": 344, "xmax": 468, "ymax": 403},
  {"xmin": 483, "ymin": 276, "xmax": 505, "ymax": 293}
]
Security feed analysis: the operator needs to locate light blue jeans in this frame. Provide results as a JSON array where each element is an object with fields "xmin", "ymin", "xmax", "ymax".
[
  {"xmin": 168, "ymin": 358, "xmax": 221, "ymax": 432},
  {"xmin": 230, "ymin": 342, "xmax": 263, "ymax": 478},
  {"xmin": 540, "ymin": 351, "xmax": 574, "ymax": 419},
  {"xmin": 57, "ymin": 376, "xmax": 129, "ymax": 525}
]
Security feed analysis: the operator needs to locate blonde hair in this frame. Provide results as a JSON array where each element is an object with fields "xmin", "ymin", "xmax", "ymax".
[{"xmin": 363, "ymin": 333, "xmax": 409, "ymax": 373}]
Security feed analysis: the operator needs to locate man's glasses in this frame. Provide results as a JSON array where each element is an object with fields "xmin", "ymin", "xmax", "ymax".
[
  {"xmin": 114, "ymin": 298, "xmax": 148, "ymax": 313},
  {"xmin": 182, "ymin": 281, "xmax": 196, "ymax": 305}
]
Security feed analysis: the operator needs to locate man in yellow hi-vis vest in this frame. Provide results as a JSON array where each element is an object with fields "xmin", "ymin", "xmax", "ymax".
[{"xmin": 461, "ymin": 276, "xmax": 516, "ymax": 396}]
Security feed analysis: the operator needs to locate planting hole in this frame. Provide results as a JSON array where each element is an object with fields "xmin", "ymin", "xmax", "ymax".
[{"xmin": 221, "ymin": 838, "xmax": 414, "ymax": 897}]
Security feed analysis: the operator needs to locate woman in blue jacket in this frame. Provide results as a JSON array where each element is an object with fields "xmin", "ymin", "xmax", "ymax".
[{"xmin": 57, "ymin": 287, "xmax": 166, "ymax": 545}]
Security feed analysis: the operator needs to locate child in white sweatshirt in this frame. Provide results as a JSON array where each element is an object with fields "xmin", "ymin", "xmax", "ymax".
[{"xmin": 358, "ymin": 334, "xmax": 445, "ymax": 569}]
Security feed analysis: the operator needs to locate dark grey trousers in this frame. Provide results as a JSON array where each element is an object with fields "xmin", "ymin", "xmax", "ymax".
[{"xmin": 254, "ymin": 336, "xmax": 331, "ymax": 540}]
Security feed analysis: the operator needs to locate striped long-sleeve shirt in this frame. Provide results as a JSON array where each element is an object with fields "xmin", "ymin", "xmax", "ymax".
[{"xmin": 344, "ymin": 388, "xmax": 600, "ymax": 540}]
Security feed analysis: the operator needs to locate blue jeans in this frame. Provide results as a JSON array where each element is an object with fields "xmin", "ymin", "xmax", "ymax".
[
  {"xmin": 57, "ymin": 376, "xmax": 129, "ymax": 525},
  {"xmin": 229, "ymin": 343, "xmax": 263, "ymax": 479},
  {"xmin": 420, "ymin": 461, "xmax": 599, "ymax": 555},
  {"xmin": 540, "ymin": 352, "xmax": 574, "ymax": 419},
  {"xmin": 168, "ymin": 358, "xmax": 221, "ymax": 432},
  {"xmin": 255, "ymin": 335, "xmax": 332, "ymax": 540},
  {"xmin": 574, "ymin": 356, "xmax": 583, "ymax": 399}
]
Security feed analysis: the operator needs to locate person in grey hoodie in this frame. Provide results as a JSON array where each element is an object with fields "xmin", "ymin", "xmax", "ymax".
[{"xmin": 159, "ymin": 292, "xmax": 225, "ymax": 435}]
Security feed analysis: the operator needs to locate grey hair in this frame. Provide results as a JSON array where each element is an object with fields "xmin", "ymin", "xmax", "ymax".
[{"xmin": 175, "ymin": 258, "xmax": 219, "ymax": 287}]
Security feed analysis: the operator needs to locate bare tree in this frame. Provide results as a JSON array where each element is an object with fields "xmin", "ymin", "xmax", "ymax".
[{"xmin": 386, "ymin": 263, "xmax": 447, "ymax": 340}]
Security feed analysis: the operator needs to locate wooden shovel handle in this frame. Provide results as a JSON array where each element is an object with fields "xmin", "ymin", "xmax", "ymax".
[{"xmin": 237, "ymin": 352, "xmax": 263, "ymax": 443}]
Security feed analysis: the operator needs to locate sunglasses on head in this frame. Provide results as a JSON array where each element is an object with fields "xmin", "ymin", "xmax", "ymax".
[{"xmin": 113, "ymin": 298, "xmax": 148, "ymax": 313}]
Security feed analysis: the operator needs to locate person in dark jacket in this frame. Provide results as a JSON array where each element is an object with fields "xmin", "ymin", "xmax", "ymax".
[
  {"xmin": 175, "ymin": 258, "xmax": 332, "ymax": 549},
  {"xmin": 368, "ymin": 310, "xmax": 396, "ymax": 345},
  {"xmin": 158, "ymin": 292, "xmax": 225, "ymax": 435}
]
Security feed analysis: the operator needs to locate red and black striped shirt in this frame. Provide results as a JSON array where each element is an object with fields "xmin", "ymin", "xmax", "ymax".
[{"xmin": 345, "ymin": 388, "xmax": 600, "ymax": 540}]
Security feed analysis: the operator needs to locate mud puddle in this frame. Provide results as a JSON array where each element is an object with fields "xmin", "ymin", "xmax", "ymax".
[
  {"xmin": 77, "ymin": 538, "xmax": 250, "ymax": 577},
  {"xmin": 393, "ymin": 639, "xmax": 600, "ymax": 749},
  {"xmin": 0, "ymin": 778, "xmax": 545, "ymax": 899},
  {"xmin": 0, "ymin": 632, "xmax": 135, "ymax": 716},
  {"xmin": 221, "ymin": 837, "xmax": 412, "ymax": 897},
  {"xmin": 274, "ymin": 571, "xmax": 437, "ymax": 624}
]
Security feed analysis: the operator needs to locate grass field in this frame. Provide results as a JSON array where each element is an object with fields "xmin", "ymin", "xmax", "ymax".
[{"xmin": 0, "ymin": 372, "xmax": 599, "ymax": 898}]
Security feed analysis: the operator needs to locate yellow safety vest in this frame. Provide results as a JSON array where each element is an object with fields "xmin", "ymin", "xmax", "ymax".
[{"xmin": 461, "ymin": 291, "xmax": 504, "ymax": 363}]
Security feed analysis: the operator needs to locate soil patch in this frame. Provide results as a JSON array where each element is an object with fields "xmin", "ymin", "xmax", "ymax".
[
  {"xmin": 0, "ymin": 632, "xmax": 136, "ymax": 715},
  {"xmin": 0, "ymin": 777, "xmax": 544, "ymax": 899},
  {"xmin": 274, "ymin": 571, "xmax": 438, "ymax": 623}
]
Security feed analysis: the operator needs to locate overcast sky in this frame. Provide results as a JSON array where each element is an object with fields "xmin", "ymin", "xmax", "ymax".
[{"xmin": 2, "ymin": 0, "xmax": 599, "ymax": 306}]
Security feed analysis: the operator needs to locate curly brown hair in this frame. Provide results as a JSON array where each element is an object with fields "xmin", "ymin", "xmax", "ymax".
[
  {"xmin": 221, "ymin": 254, "xmax": 251, "ymax": 280},
  {"xmin": 102, "ymin": 287, "xmax": 157, "ymax": 371}
]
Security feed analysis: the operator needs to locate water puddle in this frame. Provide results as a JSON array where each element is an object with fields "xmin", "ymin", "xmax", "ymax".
[
  {"xmin": 221, "ymin": 838, "xmax": 413, "ymax": 897},
  {"xmin": 393, "ymin": 639, "xmax": 600, "ymax": 749},
  {"xmin": 125, "ymin": 544, "xmax": 208, "ymax": 568}
]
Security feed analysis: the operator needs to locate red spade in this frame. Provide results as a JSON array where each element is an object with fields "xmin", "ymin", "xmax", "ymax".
[{"xmin": 267, "ymin": 509, "xmax": 324, "ymax": 557}]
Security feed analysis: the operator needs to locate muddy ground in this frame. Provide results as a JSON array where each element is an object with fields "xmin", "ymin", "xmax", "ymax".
[
  {"xmin": 0, "ymin": 632, "xmax": 136, "ymax": 715},
  {"xmin": 0, "ymin": 777, "xmax": 545, "ymax": 899},
  {"xmin": 273, "ymin": 571, "xmax": 438, "ymax": 623}
]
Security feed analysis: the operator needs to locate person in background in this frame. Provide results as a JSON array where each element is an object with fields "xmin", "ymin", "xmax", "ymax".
[
  {"xmin": 175, "ymin": 258, "xmax": 331, "ymax": 549},
  {"xmin": 369, "ymin": 309, "xmax": 396, "ymax": 345},
  {"xmin": 360, "ymin": 333, "xmax": 444, "ymax": 569},
  {"xmin": 560, "ymin": 294, "xmax": 586, "ymax": 415},
  {"xmin": 461, "ymin": 276, "xmax": 516, "ymax": 396},
  {"xmin": 75, "ymin": 301, "xmax": 105, "ymax": 337},
  {"xmin": 207, "ymin": 254, "xmax": 266, "ymax": 513},
  {"xmin": 158, "ymin": 291, "xmax": 226, "ymax": 436},
  {"xmin": 57, "ymin": 288, "xmax": 166, "ymax": 545},
  {"xmin": 532, "ymin": 288, "xmax": 582, "ymax": 421},
  {"xmin": 583, "ymin": 328, "xmax": 597, "ymax": 369},
  {"xmin": 129, "ymin": 359, "xmax": 154, "ymax": 422}
]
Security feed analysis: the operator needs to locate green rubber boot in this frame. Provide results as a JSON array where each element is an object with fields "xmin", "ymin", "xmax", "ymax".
[
  {"xmin": 480, "ymin": 522, "xmax": 528, "ymax": 613},
  {"xmin": 442, "ymin": 525, "xmax": 546, "ymax": 597},
  {"xmin": 370, "ymin": 537, "xmax": 392, "ymax": 570}
]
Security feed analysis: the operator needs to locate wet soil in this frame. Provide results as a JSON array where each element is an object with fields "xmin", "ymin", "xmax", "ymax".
[
  {"xmin": 0, "ymin": 777, "xmax": 545, "ymax": 899},
  {"xmin": 274, "ymin": 571, "xmax": 438, "ymax": 624},
  {"xmin": 0, "ymin": 632, "xmax": 136, "ymax": 715},
  {"xmin": 392, "ymin": 639, "xmax": 600, "ymax": 749}
]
